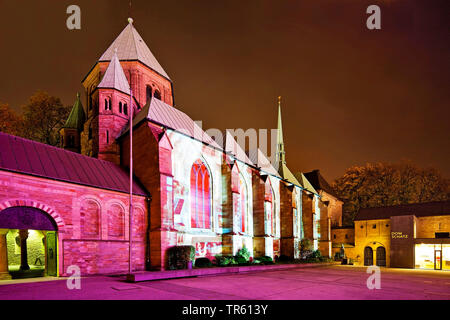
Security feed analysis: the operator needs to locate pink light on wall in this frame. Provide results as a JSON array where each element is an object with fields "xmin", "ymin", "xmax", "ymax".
[{"xmin": 190, "ymin": 160, "xmax": 211, "ymax": 229}]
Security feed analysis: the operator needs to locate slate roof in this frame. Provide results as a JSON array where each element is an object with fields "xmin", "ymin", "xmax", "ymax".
[
  {"xmin": 248, "ymin": 149, "xmax": 281, "ymax": 178},
  {"xmin": 303, "ymin": 169, "xmax": 341, "ymax": 200},
  {"xmin": 99, "ymin": 19, "xmax": 170, "ymax": 81},
  {"xmin": 120, "ymin": 98, "xmax": 221, "ymax": 149},
  {"xmin": 0, "ymin": 132, "xmax": 147, "ymax": 196},
  {"xmin": 225, "ymin": 131, "xmax": 254, "ymax": 166},
  {"xmin": 98, "ymin": 50, "xmax": 131, "ymax": 95},
  {"xmin": 354, "ymin": 201, "xmax": 450, "ymax": 221},
  {"xmin": 62, "ymin": 93, "xmax": 85, "ymax": 131},
  {"xmin": 292, "ymin": 170, "xmax": 318, "ymax": 195}
]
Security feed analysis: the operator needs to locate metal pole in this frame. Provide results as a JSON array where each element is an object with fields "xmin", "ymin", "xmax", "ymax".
[{"xmin": 128, "ymin": 87, "xmax": 133, "ymax": 275}]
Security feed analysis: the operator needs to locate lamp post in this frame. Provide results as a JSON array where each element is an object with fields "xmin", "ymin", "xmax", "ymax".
[{"xmin": 128, "ymin": 87, "xmax": 133, "ymax": 275}]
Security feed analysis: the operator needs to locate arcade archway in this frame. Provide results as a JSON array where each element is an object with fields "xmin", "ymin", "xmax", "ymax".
[
  {"xmin": 0, "ymin": 206, "xmax": 58, "ymax": 279},
  {"xmin": 364, "ymin": 246, "xmax": 373, "ymax": 266}
]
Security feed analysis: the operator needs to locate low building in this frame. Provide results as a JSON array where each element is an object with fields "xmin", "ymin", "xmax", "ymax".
[
  {"xmin": 353, "ymin": 201, "xmax": 450, "ymax": 270},
  {"xmin": 331, "ymin": 226, "xmax": 355, "ymax": 260}
]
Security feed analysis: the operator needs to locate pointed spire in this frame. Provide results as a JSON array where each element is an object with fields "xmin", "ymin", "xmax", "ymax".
[
  {"xmin": 99, "ymin": 18, "xmax": 170, "ymax": 81},
  {"xmin": 63, "ymin": 92, "xmax": 86, "ymax": 131},
  {"xmin": 98, "ymin": 49, "xmax": 131, "ymax": 95},
  {"xmin": 276, "ymin": 96, "xmax": 286, "ymax": 165}
]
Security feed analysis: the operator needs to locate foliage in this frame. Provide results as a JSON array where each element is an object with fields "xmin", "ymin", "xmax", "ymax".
[
  {"xmin": 300, "ymin": 249, "xmax": 324, "ymax": 263},
  {"xmin": 300, "ymin": 238, "xmax": 313, "ymax": 252},
  {"xmin": 167, "ymin": 245, "xmax": 195, "ymax": 270},
  {"xmin": 0, "ymin": 91, "xmax": 72, "ymax": 146},
  {"xmin": 254, "ymin": 256, "xmax": 274, "ymax": 265},
  {"xmin": 234, "ymin": 256, "xmax": 249, "ymax": 265},
  {"xmin": 194, "ymin": 257, "xmax": 212, "ymax": 268},
  {"xmin": 332, "ymin": 162, "xmax": 450, "ymax": 224},
  {"xmin": 214, "ymin": 255, "xmax": 236, "ymax": 267},
  {"xmin": 278, "ymin": 254, "xmax": 292, "ymax": 262},
  {"xmin": 0, "ymin": 103, "xmax": 23, "ymax": 136},
  {"xmin": 236, "ymin": 247, "xmax": 251, "ymax": 262}
]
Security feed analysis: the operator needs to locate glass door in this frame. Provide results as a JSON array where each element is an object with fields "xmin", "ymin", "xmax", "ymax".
[{"xmin": 435, "ymin": 250, "xmax": 442, "ymax": 270}]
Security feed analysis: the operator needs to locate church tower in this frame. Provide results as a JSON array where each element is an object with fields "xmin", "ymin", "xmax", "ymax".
[
  {"xmin": 276, "ymin": 96, "xmax": 286, "ymax": 167},
  {"xmin": 60, "ymin": 93, "xmax": 85, "ymax": 153},
  {"xmin": 80, "ymin": 18, "xmax": 173, "ymax": 162}
]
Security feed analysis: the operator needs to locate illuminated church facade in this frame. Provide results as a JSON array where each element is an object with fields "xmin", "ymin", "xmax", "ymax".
[{"xmin": 0, "ymin": 19, "xmax": 342, "ymax": 278}]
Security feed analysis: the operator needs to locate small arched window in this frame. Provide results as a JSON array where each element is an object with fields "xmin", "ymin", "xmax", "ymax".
[
  {"xmin": 146, "ymin": 85, "xmax": 152, "ymax": 103},
  {"xmin": 190, "ymin": 159, "xmax": 211, "ymax": 229},
  {"xmin": 153, "ymin": 90, "xmax": 161, "ymax": 100},
  {"xmin": 104, "ymin": 99, "xmax": 108, "ymax": 110},
  {"xmin": 124, "ymin": 103, "xmax": 128, "ymax": 116},
  {"xmin": 67, "ymin": 135, "xmax": 75, "ymax": 147},
  {"xmin": 119, "ymin": 102, "xmax": 122, "ymax": 113},
  {"xmin": 108, "ymin": 98, "xmax": 112, "ymax": 110}
]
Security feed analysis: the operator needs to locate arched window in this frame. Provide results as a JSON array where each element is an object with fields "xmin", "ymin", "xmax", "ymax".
[
  {"xmin": 190, "ymin": 159, "xmax": 211, "ymax": 229},
  {"xmin": 264, "ymin": 201, "xmax": 272, "ymax": 235},
  {"xmin": 104, "ymin": 99, "xmax": 108, "ymax": 110},
  {"xmin": 146, "ymin": 85, "xmax": 152, "ymax": 103},
  {"xmin": 68, "ymin": 135, "xmax": 75, "ymax": 147},
  {"xmin": 124, "ymin": 103, "xmax": 128, "ymax": 116},
  {"xmin": 80, "ymin": 199, "xmax": 100, "ymax": 237},
  {"xmin": 264, "ymin": 183, "xmax": 274, "ymax": 236},
  {"xmin": 154, "ymin": 90, "xmax": 161, "ymax": 100},
  {"xmin": 119, "ymin": 102, "xmax": 122, "ymax": 113},
  {"xmin": 107, "ymin": 203, "xmax": 125, "ymax": 238},
  {"xmin": 235, "ymin": 175, "xmax": 248, "ymax": 233},
  {"xmin": 108, "ymin": 98, "xmax": 112, "ymax": 110}
]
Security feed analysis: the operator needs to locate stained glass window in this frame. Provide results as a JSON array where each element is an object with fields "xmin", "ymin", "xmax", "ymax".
[{"xmin": 190, "ymin": 160, "xmax": 211, "ymax": 229}]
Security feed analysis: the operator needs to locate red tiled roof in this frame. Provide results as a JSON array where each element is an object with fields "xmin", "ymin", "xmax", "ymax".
[
  {"xmin": 0, "ymin": 132, "xmax": 147, "ymax": 196},
  {"xmin": 355, "ymin": 201, "xmax": 450, "ymax": 221}
]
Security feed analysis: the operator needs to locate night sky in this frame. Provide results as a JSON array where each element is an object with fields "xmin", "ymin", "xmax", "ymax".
[{"xmin": 0, "ymin": 0, "xmax": 448, "ymax": 181}]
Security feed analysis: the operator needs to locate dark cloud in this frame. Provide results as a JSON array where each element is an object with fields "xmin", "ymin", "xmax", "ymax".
[{"xmin": 0, "ymin": 0, "xmax": 448, "ymax": 180}]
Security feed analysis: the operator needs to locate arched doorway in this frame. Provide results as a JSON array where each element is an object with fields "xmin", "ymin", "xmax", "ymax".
[
  {"xmin": 364, "ymin": 246, "xmax": 373, "ymax": 266},
  {"xmin": 376, "ymin": 246, "xmax": 386, "ymax": 267},
  {"xmin": 0, "ymin": 206, "xmax": 58, "ymax": 279}
]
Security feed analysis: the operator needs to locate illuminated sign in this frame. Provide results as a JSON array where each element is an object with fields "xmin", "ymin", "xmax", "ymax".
[{"xmin": 391, "ymin": 232, "xmax": 408, "ymax": 239}]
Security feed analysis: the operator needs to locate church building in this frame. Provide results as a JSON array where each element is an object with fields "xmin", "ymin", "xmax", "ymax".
[{"xmin": 0, "ymin": 18, "xmax": 339, "ymax": 279}]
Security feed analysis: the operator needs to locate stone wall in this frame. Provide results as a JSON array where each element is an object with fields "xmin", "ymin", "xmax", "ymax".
[
  {"xmin": 416, "ymin": 215, "xmax": 450, "ymax": 238},
  {"xmin": 0, "ymin": 170, "xmax": 148, "ymax": 276}
]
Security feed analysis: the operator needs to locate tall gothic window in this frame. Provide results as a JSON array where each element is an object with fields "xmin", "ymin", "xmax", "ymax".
[
  {"xmin": 190, "ymin": 159, "xmax": 211, "ymax": 229},
  {"xmin": 146, "ymin": 85, "xmax": 152, "ymax": 104},
  {"xmin": 235, "ymin": 175, "xmax": 247, "ymax": 233},
  {"xmin": 264, "ymin": 201, "xmax": 272, "ymax": 235}
]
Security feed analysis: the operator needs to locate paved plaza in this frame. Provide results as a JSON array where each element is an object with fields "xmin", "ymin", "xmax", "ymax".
[{"xmin": 0, "ymin": 265, "xmax": 449, "ymax": 300}]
